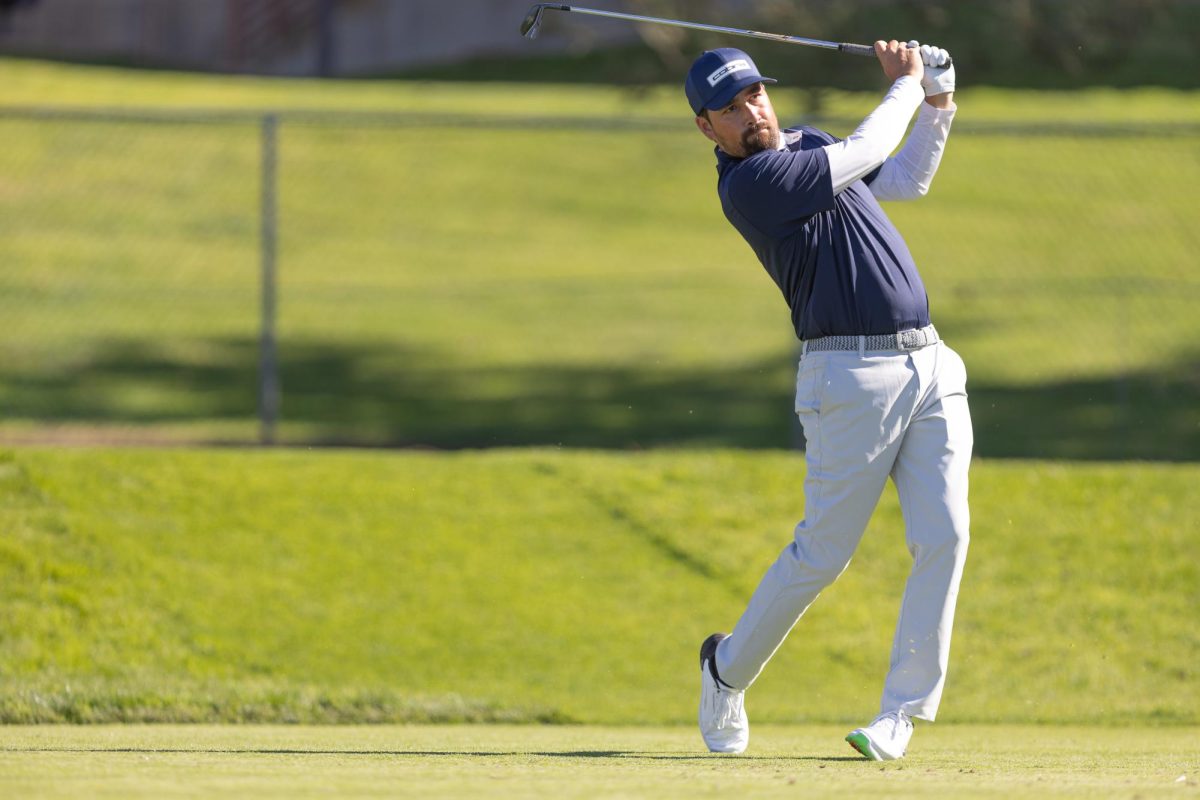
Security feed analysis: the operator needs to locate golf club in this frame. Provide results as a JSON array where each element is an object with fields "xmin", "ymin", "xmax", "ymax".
[{"xmin": 519, "ymin": 3, "xmax": 888, "ymax": 60}]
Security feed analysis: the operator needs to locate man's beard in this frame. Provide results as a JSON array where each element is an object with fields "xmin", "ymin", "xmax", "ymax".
[{"xmin": 740, "ymin": 123, "xmax": 779, "ymax": 156}]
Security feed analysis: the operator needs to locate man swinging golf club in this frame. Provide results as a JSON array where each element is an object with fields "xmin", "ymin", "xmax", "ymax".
[{"xmin": 690, "ymin": 40, "xmax": 972, "ymax": 760}]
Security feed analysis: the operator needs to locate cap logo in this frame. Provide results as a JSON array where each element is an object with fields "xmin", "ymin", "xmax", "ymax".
[{"xmin": 706, "ymin": 59, "xmax": 750, "ymax": 87}]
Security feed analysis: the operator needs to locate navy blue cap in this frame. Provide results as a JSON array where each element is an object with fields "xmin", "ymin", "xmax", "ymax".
[{"xmin": 685, "ymin": 48, "xmax": 777, "ymax": 115}]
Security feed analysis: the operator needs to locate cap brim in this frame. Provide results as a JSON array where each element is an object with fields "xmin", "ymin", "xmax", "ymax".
[{"xmin": 702, "ymin": 75, "xmax": 777, "ymax": 112}]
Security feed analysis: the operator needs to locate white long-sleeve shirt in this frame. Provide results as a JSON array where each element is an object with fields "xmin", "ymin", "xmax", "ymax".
[{"xmin": 797, "ymin": 75, "xmax": 956, "ymax": 199}]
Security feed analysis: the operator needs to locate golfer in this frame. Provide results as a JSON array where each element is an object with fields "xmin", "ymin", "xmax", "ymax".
[{"xmin": 689, "ymin": 41, "xmax": 971, "ymax": 760}]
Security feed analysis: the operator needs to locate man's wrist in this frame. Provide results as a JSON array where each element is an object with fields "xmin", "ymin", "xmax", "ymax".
[{"xmin": 924, "ymin": 92, "xmax": 955, "ymax": 110}]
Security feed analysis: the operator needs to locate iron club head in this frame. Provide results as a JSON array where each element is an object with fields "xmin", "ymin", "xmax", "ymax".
[{"xmin": 519, "ymin": 4, "xmax": 547, "ymax": 39}]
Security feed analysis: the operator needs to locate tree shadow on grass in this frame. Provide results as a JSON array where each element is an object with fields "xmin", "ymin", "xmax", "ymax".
[{"xmin": 1, "ymin": 336, "xmax": 1196, "ymax": 460}]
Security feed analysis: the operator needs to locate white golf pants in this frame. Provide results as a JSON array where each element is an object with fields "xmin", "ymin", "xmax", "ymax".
[{"xmin": 715, "ymin": 341, "xmax": 972, "ymax": 721}]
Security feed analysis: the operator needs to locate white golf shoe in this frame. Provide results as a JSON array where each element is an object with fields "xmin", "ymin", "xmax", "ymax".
[
  {"xmin": 698, "ymin": 633, "xmax": 748, "ymax": 753},
  {"xmin": 845, "ymin": 709, "xmax": 914, "ymax": 760}
]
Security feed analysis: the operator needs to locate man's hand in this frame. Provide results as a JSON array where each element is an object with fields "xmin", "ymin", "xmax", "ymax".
[
  {"xmin": 875, "ymin": 39, "xmax": 923, "ymax": 84},
  {"xmin": 909, "ymin": 41, "xmax": 955, "ymax": 105}
]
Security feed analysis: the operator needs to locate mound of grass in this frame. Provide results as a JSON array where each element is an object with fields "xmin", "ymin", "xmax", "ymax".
[{"xmin": 1, "ymin": 447, "xmax": 1196, "ymax": 725}]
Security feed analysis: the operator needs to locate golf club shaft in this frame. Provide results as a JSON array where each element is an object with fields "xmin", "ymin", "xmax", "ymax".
[{"xmin": 533, "ymin": 4, "xmax": 877, "ymax": 58}]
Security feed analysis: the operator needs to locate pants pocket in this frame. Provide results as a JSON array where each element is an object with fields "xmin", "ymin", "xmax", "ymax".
[
  {"xmin": 794, "ymin": 355, "xmax": 826, "ymax": 416},
  {"xmin": 939, "ymin": 344, "xmax": 969, "ymax": 397}
]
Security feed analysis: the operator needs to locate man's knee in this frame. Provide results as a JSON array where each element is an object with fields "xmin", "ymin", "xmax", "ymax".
[{"xmin": 785, "ymin": 531, "xmax": 859, "ymax": 584}]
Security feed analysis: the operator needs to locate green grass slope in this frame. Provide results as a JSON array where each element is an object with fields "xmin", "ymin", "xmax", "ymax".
[
  {"xmin": 1, "ymin": 59, "xmax": 1198, "ymax": 458},
  {"xmin": 2, "ymin": 447, "xmax": 1196, "ymax": 725}
]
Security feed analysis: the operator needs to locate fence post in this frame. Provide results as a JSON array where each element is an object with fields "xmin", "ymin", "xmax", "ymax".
[
  {"xmin": 259, "ymin": 113, "xmax": 280, "ymax": 445},
  {"xmin": 317, "ymin": 0, "xmax": 337, "ymax": 77}
]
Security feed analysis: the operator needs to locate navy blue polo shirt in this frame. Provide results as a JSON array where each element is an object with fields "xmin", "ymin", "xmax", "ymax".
[{"xmin": 715, "ymin": 126, "xmax": 931, "ymax": 341}]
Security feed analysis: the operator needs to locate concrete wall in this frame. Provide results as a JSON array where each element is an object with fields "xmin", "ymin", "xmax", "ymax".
[
  {"xmin": 0, "ymin": 0, "xmax": 225, "ymax": 71},
  {"xmin": 0, "ymin": 0, "xmax": 637, "ymax": 76}
]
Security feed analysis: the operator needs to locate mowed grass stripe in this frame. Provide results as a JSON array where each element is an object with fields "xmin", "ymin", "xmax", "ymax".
[
  {"xmin": 1, "ymin": 448, "xmax": 1196, "ymax": 725},
  {"xmin": 5, "ymin": 57, "xmax": 1200, "ymax": 122},
  {"xmin": 1, "ymin": 724, "xmax": 1198, "ymax": 800}
]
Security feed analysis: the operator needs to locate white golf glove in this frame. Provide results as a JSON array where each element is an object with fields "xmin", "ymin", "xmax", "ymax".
[{"xmin": 908, "ymin": 40, "xmax": 955, "ymax": 96}]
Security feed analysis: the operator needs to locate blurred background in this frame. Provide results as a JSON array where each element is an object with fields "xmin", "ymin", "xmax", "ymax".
[{"xmin": 2, "ymin": 0, "xmax": 1197, "ymax": 459}]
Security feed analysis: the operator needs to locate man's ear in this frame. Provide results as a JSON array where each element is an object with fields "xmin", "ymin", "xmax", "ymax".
[{"xmin": 694, "ymin": 113, "xmax": 718, "ymax": 144}]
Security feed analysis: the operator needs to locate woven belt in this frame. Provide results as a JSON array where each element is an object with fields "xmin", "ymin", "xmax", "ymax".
[{"xmin": 802, "ymin": 324, "xmax": 939, "ymax": 355}]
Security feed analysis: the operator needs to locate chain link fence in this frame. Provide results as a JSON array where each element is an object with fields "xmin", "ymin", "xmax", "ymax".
[{"xmin": 1, "ymin": 107, "xmax": 1196, "ymax": 459}]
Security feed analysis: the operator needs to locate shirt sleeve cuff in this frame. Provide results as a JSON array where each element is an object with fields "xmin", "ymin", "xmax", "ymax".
[
  {"xmin": 892, "ymin": 75, "xmax": 925, "ymax": 102},
  {"xmin": 917, "ymin": 99, "xmax": 957, "ymax": 121}
]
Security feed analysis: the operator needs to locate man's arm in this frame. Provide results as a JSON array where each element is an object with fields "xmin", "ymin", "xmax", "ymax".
[
  {"xmin": 823, "ymin": 41, "xmax": 957, "ymax": 197},
  {"xmin": 867, "ymin": 99, "xmax": 955, "ymax": 200},
  {"xmin": 823, "ymin": 76, "xmax": 925, "ymax": 194},
  {"xmin": 868, "ymin": 44, "xmax": 957, "ymax": 200}
]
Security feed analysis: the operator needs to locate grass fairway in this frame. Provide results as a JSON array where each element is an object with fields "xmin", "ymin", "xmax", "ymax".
[{"xmin": 2, "ymin": 724, "xmax": 1198, "ymax": 799}]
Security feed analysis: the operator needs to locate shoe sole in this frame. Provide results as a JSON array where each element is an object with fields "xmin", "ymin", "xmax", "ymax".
[{"xmin": 845, "ymin": 731, "xmax": 882, "ymax": 760}]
